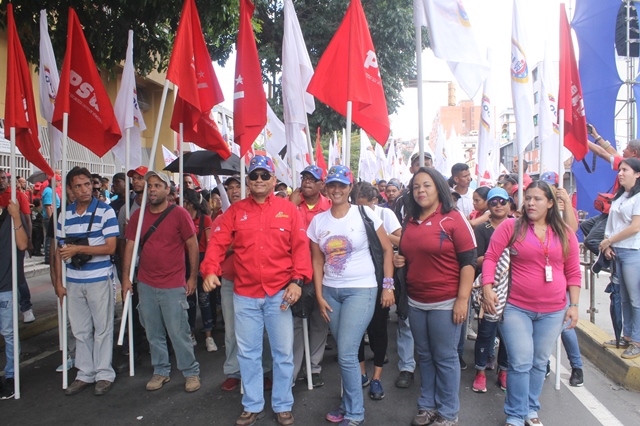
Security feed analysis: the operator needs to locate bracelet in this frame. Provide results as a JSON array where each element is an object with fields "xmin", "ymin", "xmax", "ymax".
[
  {"xmin": 595, "ymin": 136, "xmax": 602, "ymax": 142},
  {"xmin": 382, "ymin": 283, "xmax": 395, "ymax": 290},
  {"xmin": 601, "ymin": 141, "xmax": 611, "ymax": 149},
  {"xmin": 290, "ymin": 279, "xmax": 304, "ymax": 288},
  {"xmin": 569, "ymin": 303, "xmax": 579, "ymax": 307},
  {"xmin": 13, "ymin": 224, "xmax": 23, "ymax": 231},
  {"xmin": 382, "ymin": 278, "xmax": 394, "ymax": 284}
]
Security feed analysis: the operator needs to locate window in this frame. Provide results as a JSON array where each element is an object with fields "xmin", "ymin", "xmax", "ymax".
[
  {"xmin": 534, "ymin": 136, "xmax": 539, "ymax": 149},
  {"xmin": 532, "ymin": 68, "xmax": 539, "ymax": 82},
  {"xmin": 534, "ymin": 91, "xmax": 539, "ymax": 104},
  {"xmin": 533, "ymin": 114, "xmax": 538, "ymax": 126}
]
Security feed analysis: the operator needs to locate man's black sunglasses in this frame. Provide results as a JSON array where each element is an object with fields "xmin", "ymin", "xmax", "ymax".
[{"xmin": 249, "ymin": 171, "xmax": 272, "ymax": 181}]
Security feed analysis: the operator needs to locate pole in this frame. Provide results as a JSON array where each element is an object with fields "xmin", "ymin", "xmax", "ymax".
[
  {"xmin": 9, "ymin": 127, "xmax": 20, "ymax": 399},
  {"xmin": 554, "ymin": 337, "xmax": 561, "ymax": 391},
  {"xmin": 304, "ymin": 115, "xmax": 315, "ymax": 167},
  {"xmin": 303, "ymin": 318, "xmax": 313, "ymax": 390},
  {"xmin": 179, "ymin": 123, "xmax": 184, "ymax": 207},
  {"xmin": 240, "ymin": 155, "xmax": 246, "ymax": 199},
  {"xmin": 416, "ymin": 24, "xmax": 425, "ymax": 168},
  {"xmin": 345, "ymin": 101, "xmax": 353, "ymax": 167},
  {"xmin": 517, "ymin": 155, "xmax": 524, "ymax": 209},
  {"xmin": 50, "ymin": 129, "xmax": 62, "ymax": 352},
  {"xmin": 128, "ymin": 296, "xmax": 134, "ymax": 376},
  {"xmin": 125, "ymin": 128, "xmax": 131, "ymax": 225},
  {"xmin": 61, "ymin": 113, "xmax": 69, "ymax": 390},
  {"xmin": 558, "ymin": 110, "xmax": 565, "ymax": 189}
]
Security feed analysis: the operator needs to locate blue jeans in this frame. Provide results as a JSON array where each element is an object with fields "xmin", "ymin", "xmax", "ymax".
[
  {"xmin": 499, "ymin": 303, "xmax": 566, "ymax": 426},
  {"xmin": 475, "ymin": 318, "xmax": 508, "ymax": 371},
  {"xmin": 137, "ymin": 282, "xmax": 199, "ymax": 377},
  {"xmin": 397, "ymin": 315, "xmax": 415, "ymax": 372},
  {"xmin": 324, "ymin": 286, "xmax": 376, "ymax": 422},
  {"xmin": 615, "ymin": 247, "xmax": 640, "ymax": 342},
  {"xmin": 0, "ymin": 291, "xmax": 17, "ymax": 379},
  {"xmin": 409, "ymin": 306, "xmax": 462, "ymax": 421},
  {"xmin": 234, "ymin": 290, "xmax": 293, "ymax": 413}
]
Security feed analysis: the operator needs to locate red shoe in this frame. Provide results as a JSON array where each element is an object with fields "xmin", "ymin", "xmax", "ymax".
[
  {"xmin": 221, "ymin": 377, "xmax": 240, "ymax": 391},
  {"xmin": 497, "ymin": 369, "xmax": 507, "ymax": 391},
  {"xmin": 472, "ymin": 372, "xmax": 487, "ymax": 393},
  {"xmin": 263, "ymin": 377, "xmax": 273, "ymax": 391}
]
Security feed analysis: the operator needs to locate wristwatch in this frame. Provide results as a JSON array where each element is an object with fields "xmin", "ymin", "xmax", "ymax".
[{"xmin": 290, "ymin": 279, "xmax": 304, "ymax": 288}]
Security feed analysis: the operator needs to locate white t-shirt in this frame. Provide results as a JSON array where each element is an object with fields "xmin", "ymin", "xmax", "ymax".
[
  {"xmin": 373, "ymin": 205, "xmax": 401, "ymax": 235},
  {"xmin": 605, "ymin": 191, "xmax": 640, "ymax": 249},
  {"xmin": 456, "ymin": 187, "xmax": 474, "ymax": 219},
  {"xmin": 307, "ymin": 205, "xmax": 383, "ymax": 288}
]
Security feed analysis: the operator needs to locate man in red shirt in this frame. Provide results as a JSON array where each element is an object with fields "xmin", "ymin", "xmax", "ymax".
[
  {"xmin": 289, "ymin": 165, "xmax": 331, "ymax": 388},
  {"xmin": 202, "ymin": 156, "xmax": 312, "ymax": 426}
]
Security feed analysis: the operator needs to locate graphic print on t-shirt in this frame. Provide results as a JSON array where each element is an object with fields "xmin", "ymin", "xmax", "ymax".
[{"xmin": 322, "ymin": 235, "xmax": 353, "ymax": 276}]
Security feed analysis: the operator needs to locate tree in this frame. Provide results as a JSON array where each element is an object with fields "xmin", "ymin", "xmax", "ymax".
[
  {"xmin": 255, "ymin": 0, "xmax": 428, "ymax": 136},
  {"xmin": 0, "ymin": 0, "xmax": 239, "ymax": 76}
]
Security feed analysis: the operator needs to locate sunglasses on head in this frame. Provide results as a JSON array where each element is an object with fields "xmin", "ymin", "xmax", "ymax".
[
  {"xmin": 489, "ymin": 198, "xmax": 509, "ymax": 207},
  {"xmin": 249, "ymin": 171, "xmax": 272, "ymax": 181}
]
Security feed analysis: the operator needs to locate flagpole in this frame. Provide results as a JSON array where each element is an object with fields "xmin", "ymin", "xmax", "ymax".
[
  {"xmin": 49, "ymin": 127, "xmax": 62, "ymax": 352},
  {"xmin": 124, "ymin": 127, "xmax": 134, "ymax": 375},
  {"xmin": 416, "ymin": 24, "xmax": 425, "ymax": 168},
  {"xmin": 558, "ymin": 109, "xmax": 565, "ymax": 190},
  {"xmin": 240, "ymin": 155, "xmax": 246, "ymax": 198},
  {"xmin": 179, "ymin": 123, "xmax": 184, "ymax": 207},
  {"xmin": 61, "ymin": 113, "xmax": 69, "ymax": 390},
  {"xmin": 119, "ymin": 79, "xmax": 170, "ymax": 346},
  {"xmin": 345, "ymin": 101, "xmax": 353, "ymax": 167},
  {"xmin": 290, "ymin": 133, "xmax": 298, "ymax": 188},
  {"xmin": 517, "ymin": 155, "xmax": 524, "ymax": 209},
  {"xmin": 9, "ymin": 127, "xmax": 20, "ymax": 399}
]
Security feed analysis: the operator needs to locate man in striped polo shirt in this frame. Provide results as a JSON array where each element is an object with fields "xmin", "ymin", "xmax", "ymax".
[{"xmin": 54, "ymin": 167, "xmax": 119, "ymax": 396}]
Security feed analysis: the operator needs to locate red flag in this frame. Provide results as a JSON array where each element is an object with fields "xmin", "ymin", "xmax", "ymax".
[
  {"xmin": 4, "ymin": 4, "xmax": 54, "ymax": 176},
  {"xmin": 315, "ymin": 127, "xmax": 328, "ymax": 177},
  {"xmin": 234, "ymin": 0, "xmax": 267, "ymax": 157},
  {"xmin": 558, "ymin": 4, "xmax": 588, "ymax": 161},
  {"xmin": 52, "ymin": 8, "xmax": 121, "ymax": 157},
  {"xmin": 307, "ymin": 0, "xmax": 389, "ymax": 146},
  {"xmin": 171, "ymin": 96, "xmax": 231, "ymax": 157}
]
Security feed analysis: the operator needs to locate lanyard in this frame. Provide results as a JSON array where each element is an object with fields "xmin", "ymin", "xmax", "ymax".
[{"xmin": 534, "ymin": 225, "xmax": 551, "ymax": 264}]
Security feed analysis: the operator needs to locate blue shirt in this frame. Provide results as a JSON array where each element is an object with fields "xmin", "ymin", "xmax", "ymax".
[{"xmin": 42, "ymin": 186, "xmax": 60, "ymax": 219}]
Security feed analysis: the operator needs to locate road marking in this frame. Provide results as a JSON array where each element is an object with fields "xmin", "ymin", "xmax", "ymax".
[
  {"xmin": 20, "ymin": 349, "xmax": 58, "ymax": 368},
  {"xmin": 550, "ymin": 356, "xmax": 624, "ymax": 426}
]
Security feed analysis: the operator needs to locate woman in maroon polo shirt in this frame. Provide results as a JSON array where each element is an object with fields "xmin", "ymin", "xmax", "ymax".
[{"xmin": 394, "ymin": 167, "xmax": 477, "ymax": 426}]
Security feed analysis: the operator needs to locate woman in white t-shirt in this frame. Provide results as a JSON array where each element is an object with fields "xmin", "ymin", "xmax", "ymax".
[
  {"xmin": 600, "ymin": 158, "xmax": 640, "ymax": 360},
  {"xmin": 307, "ymin": 166, "xmax": 394, "ymax": 426}
]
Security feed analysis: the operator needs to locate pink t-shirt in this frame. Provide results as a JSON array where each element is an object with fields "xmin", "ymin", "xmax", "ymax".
[{"xmin": 482, "ymin": 219, "xmax": 581, "ymax": 313}]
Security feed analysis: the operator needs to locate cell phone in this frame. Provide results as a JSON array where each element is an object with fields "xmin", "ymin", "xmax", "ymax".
[{"xmin": 586, "ymin": 123, "xmax": 594, "ymax": 135}]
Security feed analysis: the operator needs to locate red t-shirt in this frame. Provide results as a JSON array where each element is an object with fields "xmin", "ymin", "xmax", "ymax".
[
  {"xmin": 400, "ymin": 206, "xmax": 477, "ymax": 304},
  {"xmin": 298, "ymin": 194, "xmax": 331, "ymax": 229},
  {"xmin": 0, "ymin": 191, "xmax": 30, "ymax": 214},
  {"xmin": 193, "ymin": 214, "xmax": 213, "ymax": 253},
  {"xmin": 125, "ymin": 205, "xmax": 196, "ymax": 289},
  {"xmin": 612, "ymin": 155, "xmax": 623, "ymax": 192}
]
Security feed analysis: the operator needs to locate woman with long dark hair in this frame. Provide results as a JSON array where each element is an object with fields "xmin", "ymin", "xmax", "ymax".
[
  {"xmin": 600, "ymin": 157, "xmax": 640, "ymax": 359},
  {"xmin": 468, "ymin": 186, "xmax": 491, "ymax": 227},
  {"xmin": 482, "ymin": 181, "xmax": 581, "ymax": 426},
  {"xmin": 393, "ymin": 167, "xmax": 477, "ymax": 426}
]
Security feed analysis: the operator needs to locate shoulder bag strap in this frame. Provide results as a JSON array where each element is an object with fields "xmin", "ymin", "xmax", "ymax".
[
  {"xmin": 140, "ymin": 204, "xmax": 177, "ymax": 251},
  {"xmin": 85, "ymin": 198, "xmax": 99, "ymax": 236}
]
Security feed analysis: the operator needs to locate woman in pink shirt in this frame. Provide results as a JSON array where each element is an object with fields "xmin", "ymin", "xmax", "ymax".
[{"xmin": 482, "ymin": 181, "xmax": 581, "ymax": 426}]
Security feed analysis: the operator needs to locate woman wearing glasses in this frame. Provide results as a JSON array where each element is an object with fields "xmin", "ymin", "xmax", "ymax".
[
  {"xmin": 471, "ymin": 188, "xmax": 511, "ymax": 393},
  {"xmin": 393, "ymin": 167, "xmax": 477, "ymax": 426},
  {"xmin": 482, "ymin": 181, "xmax": 581, "ymax": 426},
  {"xmin": 307, "ymin": 166, "xmax": 394, "ymax": 426}
]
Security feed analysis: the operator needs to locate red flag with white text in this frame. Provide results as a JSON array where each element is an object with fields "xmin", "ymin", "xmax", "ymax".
[
  {"xmin": 5, "ymin": 4, "xmax": 54, "ymax": 176},
  {"xmin": 558, "ymin": 4, "xmax": 588, "ymax": 161},
  {"xmin": 52, "ymin": 8, "xmax": 121, "ymax": 157},
  {"xmin": 307, "ymin": 0, "xmax": 390, "ymax": 145}
]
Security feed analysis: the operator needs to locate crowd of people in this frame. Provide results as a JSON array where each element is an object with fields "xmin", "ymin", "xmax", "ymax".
[{"xmin": 1, "ymin": 129, "xmax": 640, "ymax": 425}]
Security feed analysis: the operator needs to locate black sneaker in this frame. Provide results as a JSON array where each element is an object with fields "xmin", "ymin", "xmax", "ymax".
[
  {"xmin": 0, "ymin": 378, "xmax": 15, "ymax": 400},
  {"xmin": 395, "ymin": 370, "xmax": 414, "ymax": 388},
  {"xmin": 545, "ymin": 361, "xmax": 551, "ymax": 378},
  {"xmin": 458, "ymin": 355, "xmax": 467, "ymax": 370},
  {"xmin": 310, "ymin": 373, "xmax": 325, "ymax": 388},
  {"xmin": 569, "ymin": 368, "xmax": 584, "ymax": 387}
]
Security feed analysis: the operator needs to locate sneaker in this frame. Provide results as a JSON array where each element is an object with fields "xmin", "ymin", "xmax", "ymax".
[
  {"xmin": 472, "ymin": 372, "xmax": 487, "ymax": 393},
  {"xmin": 94, "ymin": 380, "xmax": 113, "ymax": 396},
  {"xmin": 569, "ymin": 368, "xmax": 584, "ymax": 387},
  {"xmin": 411, "ymin": 409, "xmax": 438, "ymax": 426},
  {"xmin": 383, "ymin": 353, "xmax": 389, "ymax": 364},
  {"xmin": 525, "ymin": 418, "xmax": 543, "ymax": 426},
  {"xmin": 221, "ymin": 377, "xmax": 241, "ymax": 391},
  {"xmin": 603, "ymin": 339, "xmax": 630, "ymax": 349},
  {"xmin": 56, "ymin": 357, "xmax": 75, "ymax": 372},
  {"xmin": 395, "ymin": 370, "xmax": 414, "ymax": 388},
  {"xmin": 276, "ymin": 411, "xmax": 294, "ymax": 426},
  {"xmin": 65, "ymin": 379, "xmax": 93, "ymax": 396},
  {"xmin": 433, "ymin": 415, "xmax": 459, "ymax": 426},
  {"xmin": 0, "ymin": 378, "xmax": 15, "ymax": 400},
  {"xmin": 364, "ymin": 332, "xmax": 369, "ymax": 345},
  {"xmin": 369, "ymin": 379, "xmax": 384, "ymax": 400},
  {"xmin": 467, "ymin": 328, "xmax": 477, "ymax": 341},
  {"xmin": 361, "ymin": 373, "xmax": 370, "ymax": 387},
  {"xmin": 326, "ymin": 408, "xmax": 346, "ymax": 423},
  {"xmin": 235, "ymin": 410, "xmax": 266, "ymax": 426},
  {"xmin": 485, "ymin": 355, "xmax": 496, "ymax": 371},
  {"xmin": 310, "ymin": 372, "xmax": 325, "ymax": 388},
  {"xmin": 146, "ymin": 374, "xmax": 170, "ymax": 391},
  {"xmin": 190, "ymin": 334, "xmax": 197, "ymax": 346},
  {"xmin": 205, "ymin": 337, "xmax": 218, "ymax": 352},
  {"xmin": 621, "ymin": 344, "xmax": 640, "ymax": 359},
  {"xmin": 185, "ymin": 375, "xmax": 201, "ymax": 392},
  {"xmin": 338, "ymin": 420, "xmax": 365, "ymax": 426},
  {"xmin": 23, "ymin": 309, "xmax": 35, "ymax": 323},
  {"xmin": 545, "ymin": 362, "xmax": 551, "ymax": 378},
  {"xmin": 458, "ymin": 355, "xmax": 467, "ymax": 370},
  {"xmin": 497, "ymin": 369, "xmax": 507, "ymax": 391}
]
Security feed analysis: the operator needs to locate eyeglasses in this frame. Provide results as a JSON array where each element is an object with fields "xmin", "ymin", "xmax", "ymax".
[
  {"xmin": 249, "ymin": 171, "xmax": 272, "ymax": 181},
  {"xmin": 488, "ymin": 198, "xmax": 509, "ymax": 207},
  {"xmin": 301, "ymin": 175, "xmax": 320, "ymax": 183}
]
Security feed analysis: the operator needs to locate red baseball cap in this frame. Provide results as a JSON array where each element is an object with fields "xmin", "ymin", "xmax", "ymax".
[{"xmin": 127, "ymin": 166, "xmax": 148, "ymax": 178}]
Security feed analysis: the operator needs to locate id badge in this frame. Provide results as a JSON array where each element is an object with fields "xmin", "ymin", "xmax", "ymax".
[{"xmin": 545, "ymin": 265, "xmax": 553, "ymax": 282}]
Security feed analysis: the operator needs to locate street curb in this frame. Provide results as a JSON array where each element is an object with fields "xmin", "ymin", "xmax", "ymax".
[
  {"xmin": 0, "ymin": 311, "xmax": 59, "ymax": 349},
  {"xmin": 576, "ymin": 319, "xmax": 640, "ymax": 392},
  {"xmin": 25, "ymin": 263, "xmax": 51, "ymax": 279}
]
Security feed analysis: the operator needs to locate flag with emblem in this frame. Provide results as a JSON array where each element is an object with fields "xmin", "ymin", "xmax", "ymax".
[{"xmin": 39, "ymin": 9, "xmax": 63, "ymax": 165}]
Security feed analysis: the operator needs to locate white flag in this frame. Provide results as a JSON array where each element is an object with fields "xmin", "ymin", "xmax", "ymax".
[
  {"xmin": 282, "ymin": 0, "xmax": 314, "ymax": 173},
  {"xmin": 328, "ymin": 131, "xmax": 340, "ymax": 166},
  {"xmin": 511, "ymin": 0, "xmax": 535, "ymax": 154},
  {"xmin": 113, "ymin": 30, "xmax": 147, "ymax": 168},
  {"xmin": 39, "ymin": 9, "xmax": 63, "ymax": 164},
  {"xmin": 358, "ymin": 129, "xmax": 377, "ymax": 183},
  {"xmin": 386, "ymin": 139, "xmax": 399, "ymax": 180},
  {"xmin": 162, "ymin": 145, "xmax": 177, "ymax": 167},
  {"xmin": 434, "ymin": 124, "xmax": 449, "ymax": 176},
  {"xmin": 374, "ymin": 141, "xmax": 387, "ymax": 181},
  {"xmin": 477, "ymin": 57, "xmax": 500, "ymax": 184},
  {"xmin": 265, "ymin": 104, "xmax": 295, "ymax": 187},
  {"xmin": 416, "ymin": 0, "xmax": 489, "ymax": 99}
]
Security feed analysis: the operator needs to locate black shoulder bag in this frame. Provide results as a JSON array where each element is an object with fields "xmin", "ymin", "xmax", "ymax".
[
  {"xmin": 64, "ymin": 199, "xmax": 98, "ymax": 269},
  {"xmin": 133, "ymin": 204, "xmax": 177, "ymax": 280},
  {"xmin": 358, "ymin": 205, "xmax": 384, "ymax": 289}
]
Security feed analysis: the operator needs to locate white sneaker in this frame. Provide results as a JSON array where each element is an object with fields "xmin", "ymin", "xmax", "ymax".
[
  {"xmin": 56, "ymin": 357, "xmax": 75, "ymax": 372},
  {"xmin": 191, "ymin": 334, "xmax": 197, "ymax": 346},
  {"xmin": 23, "ymin": 309, "xmax": 35, "ymax": 323},
  {"xmin": 205, "ymin": 337, "xmax": 218, "ymax": 352},
  {"xmin": 467, "ymin": 328, "xmax": 477, "ymax": 341}
]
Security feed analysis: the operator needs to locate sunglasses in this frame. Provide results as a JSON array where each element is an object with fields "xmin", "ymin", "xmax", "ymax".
[
  {"xmin": 249, "ymin": 171, "xmax": 272, "ymax": 181},
  {"xmin": 489, "ymin": 198, "xmax": 509, "ymax": 207}
]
